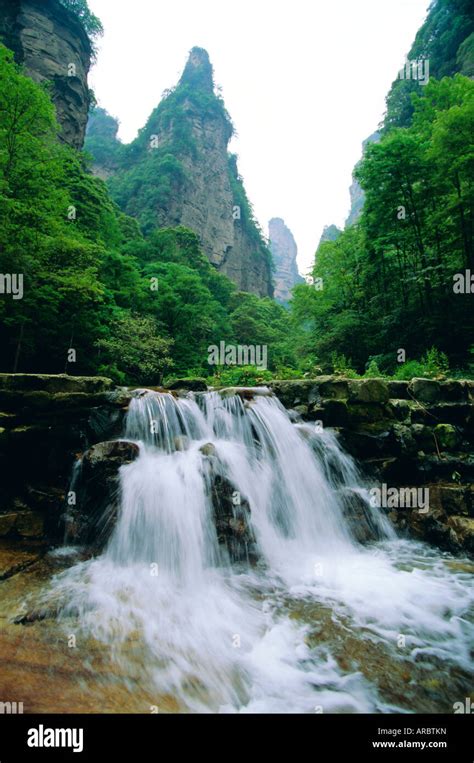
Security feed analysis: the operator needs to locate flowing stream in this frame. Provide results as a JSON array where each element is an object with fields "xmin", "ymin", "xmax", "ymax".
[{"xmin": 49, "ymin": 390, "xmax": 474, "ymax": 713}]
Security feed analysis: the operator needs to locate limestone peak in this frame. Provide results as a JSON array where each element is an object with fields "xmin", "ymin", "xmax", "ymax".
[{"xmin": 179, "ymin": 47, "xmax": 214, "ymax": 92}]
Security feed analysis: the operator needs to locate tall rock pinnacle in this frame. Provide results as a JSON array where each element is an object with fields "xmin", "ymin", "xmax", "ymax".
[
  {"xmin": 269, "ymin": 218, "xmax": 303, "ymax": 303},
  {"xmin": 87, "ymin": 47, "xmax": 274, "ymax": 298},
  {"xmin": 179, "ymin": 47, "xmax": 214, "ymax": 92}
]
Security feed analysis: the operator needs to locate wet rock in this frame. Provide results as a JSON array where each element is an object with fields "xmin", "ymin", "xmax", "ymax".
[
  {"xmin": 317, "ymin": 377, "xmax": 349, "ymax": 400},
  {"xmin": 200, "ymin": 443, "xmax": 217, "ymax": 457},
  {"xmin": 387, "ymin": 399, "xmax": 413, "ymax": 422},
  {"xmin": 339, "ymin": 488, "xmax": 385, "ymax": 543},
  {"xmin": 415, "ymin": 453, "xmax": 474, "ymax": 483},
  {"xmin": 174, "ymin": 436, "xmax": 190, "ymax": 452},
  {"xmin": 66, "ymin": 440, "xmax": 140, "ymax": 550},
  {"xmin": 429, "ymin": 484, "xmax": 472, "ymax": 517},
  {"xmin": 269, "ymin": 380, "xmax": 319, "ymax": 408},
  {"xmin": 82, "ymin": 440, "xmax": 140, "ymax": 474},
  {"xmin": 12, "ymin": 512, "xmax": 44, "ymax": 539},
  {"xmin": 411, "ymin": 424, "xmax": 436, "ymax": 452},
  {"xmin": 447, "ymin": 516, "xmax": 474, "ymax": 553},
  {"xmin": 210, "ymin": 474, "xmax": 257, "ymax": 563},
  {"xmin": 0, "ymin": 542, "xmax": 43, "ymax": 580}
]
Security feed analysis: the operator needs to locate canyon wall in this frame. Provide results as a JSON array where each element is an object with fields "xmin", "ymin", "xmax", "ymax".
[{"xmin": 0, "ymin": 0, "xmax": 92, "ymax": 150}]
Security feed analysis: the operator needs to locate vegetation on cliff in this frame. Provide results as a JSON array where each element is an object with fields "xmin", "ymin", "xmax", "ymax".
[
  {"xmin": 0, "ymin": 46, "xmax": 287, "ymax": 382},
  {"xmin": 1, "ymin": 0, "xmax": 473, "ymax": 385},
  {"xmin": 85, "ymin": 47, "xmax": 273, "ymax": 289},
  {"xmin": 289, "ymin": 0, "xmax": 474, "ymax": 379}
]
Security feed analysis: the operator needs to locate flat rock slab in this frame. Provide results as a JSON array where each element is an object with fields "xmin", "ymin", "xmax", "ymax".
[{"xmin": 0, "ymin": 542, "xmax": 44, "ymax": 580}]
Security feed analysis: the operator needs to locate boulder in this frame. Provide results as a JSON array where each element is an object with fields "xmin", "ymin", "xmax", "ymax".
[
  {"xmin": 66, "ymin": 440, "xmax": 140, "ymax": 550},
  {"xmin": 447, "ymin": 516, "xmax": 474, "ymax": 553},
  {"xmin": 0, "ymin": 373, "xmax": 113, "ymax": 395},
  {"xmin": 210, "ymin": 474, "xmax": 257, "ymax": 563},
  {"xmin": 339, "ymin": 488, "xmax": 386, "ymax": 543},
  {"xmin": 434, "ymin": 423, "xmax": 461, "ymax": 450},
  {"xmin": 348, "ymin": 379, "xmax": 390, "ymax": 404},
  {"xmin": 409, "ymin": 378, "xmax": 441, "ymax": 404}
]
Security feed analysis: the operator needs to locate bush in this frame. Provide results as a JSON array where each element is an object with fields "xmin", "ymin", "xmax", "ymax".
[
  {"xmin": 208, "ymin": 365, "xmax": 274, "ymax": 388},
  {"xmin": 393, "ymin": 347, "xmax": 450, "ymax": 380},
  {"xmin": 331, "ymin": 353, "xmax": 360, "ymax": 378},
  {"xmin": 364, "ymin": 359, "xmax": 384, "ymax": 378}
]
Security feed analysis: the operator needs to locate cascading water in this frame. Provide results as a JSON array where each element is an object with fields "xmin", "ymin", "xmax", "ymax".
[{"xmin": 50, "ymin": 390, "xmax": 474, "ymax": 713}]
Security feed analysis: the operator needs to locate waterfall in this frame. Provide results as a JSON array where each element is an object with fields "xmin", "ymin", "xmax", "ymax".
[{"xmin": 50, "ymin": 390, "xmax": 474, "ymax": 713}]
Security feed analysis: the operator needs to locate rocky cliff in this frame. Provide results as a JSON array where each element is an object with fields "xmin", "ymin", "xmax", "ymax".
[
  {"xmin": 316, "ymin": 224, "xmax": 341, "ymax": 250},
  {"xmin": 86, "ymin": 48, "xmax": 274, "ymax": 298},
  {"xmin": 270, "ymin": 376, "xmax": 474, "ymax": 554},
  {"xmin": 268, "ymin": 218, "xmax": 303, "ymax": 303},
  {"xmin": 0, "ymin": 0, "xmax": 92, "ymax": 150},
  {"xmin": 345, "ymin": 131, "xmax": 380, "ymax": 228}
]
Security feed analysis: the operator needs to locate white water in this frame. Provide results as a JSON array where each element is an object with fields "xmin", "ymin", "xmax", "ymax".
[{"xmin": 51, "ymin": 391, "xmax": 474, "ymax": 713}]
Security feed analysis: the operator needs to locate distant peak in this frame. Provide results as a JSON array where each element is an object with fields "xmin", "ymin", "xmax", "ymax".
[{"xmin": 179, "ymin": 47, "xmax": 214, "ymax": 92}]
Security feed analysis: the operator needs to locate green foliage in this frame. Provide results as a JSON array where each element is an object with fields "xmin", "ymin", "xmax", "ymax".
[
  {"xmin": 364, "ymin": 359, "xmax": 384, "ymax": 378},
  {"xmin": 290, "ymin": 76, "xmax": 474, "ymax": 377},
  {"xmin": 228, "ymin": 154, "xmax": 272, "ymax": 266},
  {"xmin": 207, "ymin": 365, "xmax": 274, "ymax": 388},
  {"xmin": 331, "ymin": 353, "xmax": 360, "ymax": 378},
  {"xmin": 84, "ymin": 107, "xmax": 123, "ymax": 169},
  {"xmin": 59, "ymin": 0, "xmax": 103, "ymax": 49},
  {"xmin": 384, "ymin": 0, "xmax": 474, "ymax": 129},
  {"xmin": 393, "ymin": 348, "xmax": 450, "ymax": 380},
  {"xmin": 0, "ymin": 44, "xmax": 287, "ymax": 386},
  {"xmin": 96, "ymin": 313, "xmax": 174, "ymax": 385}
]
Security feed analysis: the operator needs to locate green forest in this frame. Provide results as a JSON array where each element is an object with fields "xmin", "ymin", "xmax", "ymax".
[{"xmin": 0, "ymin": 0, "xmax": 473, "ymax": 386}]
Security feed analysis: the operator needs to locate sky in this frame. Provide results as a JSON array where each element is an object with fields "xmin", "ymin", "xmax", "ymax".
[{"xmin": 87, "ymin": 0, "xmax": 430, "ymax": 275}]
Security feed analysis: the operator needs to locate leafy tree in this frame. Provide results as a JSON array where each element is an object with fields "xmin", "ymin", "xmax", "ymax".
[
  {"xmin": 96, "ymin": 313, "xmax": 174, "ymax": 385},
  {"xmin": 59, "ymin": 0, "xmax": 103, "ymax": 49}
]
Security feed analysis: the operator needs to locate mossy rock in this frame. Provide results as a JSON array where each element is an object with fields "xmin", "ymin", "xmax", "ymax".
[
  {"xmin": 409, "ymin": 378, "xmax": 441, "ymax": 404},
  {"xmin": 348, "ymin": 379, "xmax": 389, "ymax": 404},
  {"xmin": 447, "ymin": 516, "xmax": 474, "ymax": 553},
  {"xmin": 347, "ymin": 403, "xmax": 392, "ymax": 424},
  {"xmin": 434, "ymin": 423, "xmax": 461, "ymax": 450},
  {"xmin": 0, "ymin": 374, "xmax": 113, "ymax": 394},
  {"xmin": 316, "ymin": 376, "xmax": 350, "ymax": 400}
]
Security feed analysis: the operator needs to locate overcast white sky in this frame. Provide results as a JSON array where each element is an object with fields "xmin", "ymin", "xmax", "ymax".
[{"xmin": 87, "ymin": 0, "xmax": 430, "ymax": 274}]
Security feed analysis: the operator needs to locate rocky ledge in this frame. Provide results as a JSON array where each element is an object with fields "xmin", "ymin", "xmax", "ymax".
[
  {"xmin": 0, "ymin": 373, "xmax": 473, "ymax": 556},
  {"xmin": 269, "ymin": 377, "xmax": 474, "ymax": 554},
  {"xmin": 0, "ymin": 374, "xmax": 127, "ymax": 545}
]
